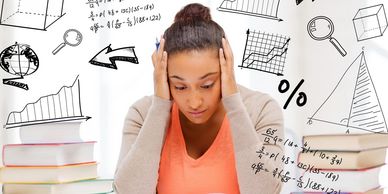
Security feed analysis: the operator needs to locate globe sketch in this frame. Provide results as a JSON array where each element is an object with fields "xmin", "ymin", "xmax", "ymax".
[{"xmin": 0, "ymin": 42, "xmax": 39, "ymax": 77}]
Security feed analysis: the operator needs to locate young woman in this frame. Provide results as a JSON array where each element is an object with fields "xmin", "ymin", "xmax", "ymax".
[{"xmin": 114, "ymin": 3, "xmax": 284, "ymax": 194}]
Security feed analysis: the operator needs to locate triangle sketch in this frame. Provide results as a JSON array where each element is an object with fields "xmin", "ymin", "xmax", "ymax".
[
  {"xmin": 4, "ymin": 76, "xmax": 91, "ymax": 129},
  {"xmin": 307, "ymin": 51, "xmax": 387, "ymax": 134}
]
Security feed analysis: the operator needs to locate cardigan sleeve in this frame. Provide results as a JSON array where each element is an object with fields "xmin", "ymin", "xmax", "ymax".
[
  {"xmin": 113, "ymin": 95, "xmax": 173, "ymax": 194},
  {"xmin": 222, "ymin": 91, "xmax": 285, "ymax": 194}
]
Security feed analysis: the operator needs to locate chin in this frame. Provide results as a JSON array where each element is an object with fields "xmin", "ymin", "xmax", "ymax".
[{"xmin": 185, "ymin": 113, "xmax": 211, "ymax": 125}]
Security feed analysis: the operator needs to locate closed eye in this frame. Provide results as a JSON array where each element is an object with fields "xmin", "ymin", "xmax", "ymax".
[
  {"xmin": 201, "ymin": 83, "xmax": 214, "ymax": 89},
  {"xmin": 175, "ymin": 86, "xmax": 187, "ymax": 90}
]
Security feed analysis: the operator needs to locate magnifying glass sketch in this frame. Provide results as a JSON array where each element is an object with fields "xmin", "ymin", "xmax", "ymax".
[
  {"xmin": 307, "ymin": 16, "xmax": 347, "ymax": 57},
  {"xmin": 52, "ymin": 29, "xmax": 83, "ymax": 55}
]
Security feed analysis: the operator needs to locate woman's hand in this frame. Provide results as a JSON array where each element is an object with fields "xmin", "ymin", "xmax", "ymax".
[
  {"xmin": 152, "ymin": 38, "xmax": 170, "ymax": 100},
  {"xmin": 219, "ymin": 37, "xmax": 238, "ymax": 97}
]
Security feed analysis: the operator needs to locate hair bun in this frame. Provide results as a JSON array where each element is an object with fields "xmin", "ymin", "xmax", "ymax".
[{"xmin": 174, "ymin": 3, "xmax": 212, "ymax": 22}]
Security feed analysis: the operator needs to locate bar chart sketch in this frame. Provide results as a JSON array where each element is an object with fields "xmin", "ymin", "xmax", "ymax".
[
  {"xmin": 218, "ymin": 0, "xmax": 282, "ymax": 21},
  {"xmin": 4, "ymin": 76, "xmax": 91, "ymax": 129},
  {"xmin": 239, "ymin": 29, "xmax": 290, "ymax": 76},
  {"xmin": 307, "ymin": 51, "xmax": 387, "ymax": 134},
  {"xmin": 353, "ymin": 4, "xmax": 387, "ymax": 41},
  {"xmin": 0, "ymin": 0, "xmax": 66, "ymax": 30}
]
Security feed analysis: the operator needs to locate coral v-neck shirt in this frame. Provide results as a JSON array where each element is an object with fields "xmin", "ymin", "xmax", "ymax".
[{"xmin": 157, "ymin": 103, "xmax": 240, "ymax": 194}]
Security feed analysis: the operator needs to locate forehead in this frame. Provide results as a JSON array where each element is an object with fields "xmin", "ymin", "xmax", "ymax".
[{"xmin": 167, "ymin": 49, "xmax": 220, "ymax": 78}]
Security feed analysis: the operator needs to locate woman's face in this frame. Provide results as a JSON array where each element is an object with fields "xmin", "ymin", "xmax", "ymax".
[{"xmin": 167, "ymin": 49, "xmax": 222, "ymax": 124}]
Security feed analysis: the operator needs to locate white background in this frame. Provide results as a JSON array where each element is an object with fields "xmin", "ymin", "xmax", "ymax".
[{"xmin": 1, "ymin": 0, "xmax": 388, "ymax": 193}]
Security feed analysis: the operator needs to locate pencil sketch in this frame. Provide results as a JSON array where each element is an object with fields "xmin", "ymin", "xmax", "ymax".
[
  {"xmin": 307, "ymin": 51, "xmax": 387, "ymax": 134},
  {"xmin": 307, "ymin": 16, "xmax": 347, "ymax": 57},
  {"xmin": 52, "ymin": 29, "xmax": 83, "ymax": 55},
  {"xmin": 4, "ymin": 75, "xmax": 91, "ymax": 129},
  {"xmin": 218, "ymin": 0, "xmax": 283, "ymax": 21},
  {"xmin": 0, "ymin": 42, "xmax": 39, "ymax": 90},
  {"xmin": 89, "ymin": 44, "xmax": 139, "ymax": 70},
  {"xmin": 240, "ymin": 29, "xmax": 290, "ymax": 76},
  {"xmin": 0, "ymin": 0, "xmax": 66, "ymax": 30},
  {"xmin": 353, "ymin": 4, "xmax": 387, "ymax": 41}
]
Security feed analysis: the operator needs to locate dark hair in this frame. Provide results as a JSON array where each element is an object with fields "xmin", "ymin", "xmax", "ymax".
[{"xmin": 163, "ymin": 3, "xmax": 225, "ymax": 55}]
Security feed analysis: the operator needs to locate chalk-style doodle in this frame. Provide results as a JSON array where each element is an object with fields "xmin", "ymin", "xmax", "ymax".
[
  {"xmin": 86, "ymin": 2, "xmax": 161, "ymax": 33},
  {"xmin": 218, "ymin": 0, "xmax": 283, "ymax": 21},
  {"xmin": 239, "ymin": 29, "xmax": 290, "ymax": 76},
  {"xmin": 296, "ymin": 0, "xmax": 316, "ymax": 6},
  {"xmin": 0, "ymin": 42, "xmax": 39, "ymax": 90},
  {"xmin": 4, "ymin": 76, "xmax": 91, "ymax": 129},
  {"xmin": 52, "ymin": 29, "xmax": 83, "ymax": 55},
  {"xmin": 307, "ymin": 16, "xmax": 347, "ymax": 57},
  {"xmin": 307, "ymin": 51, "xmax": 387, "ymax": 134},
  {"xmin": 0, "ymin": 0, "xmax": 65, "ymax": 30},
  {"xmin": 278, "ymin": 79, "xmax": 307, "ymax": 109},
  {"xmin": 89, "ymin": 44, "xmax": 139, "ymax": 70},
  {"xmin": 353, "ymin": 4, "xmax": 387, "ymax": 42},
  {"xmin": 251, "ymin": 128, "xmax": 343, "ymax": 193}
]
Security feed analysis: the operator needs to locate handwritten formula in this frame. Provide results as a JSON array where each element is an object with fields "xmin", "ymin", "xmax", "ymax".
[
  {"xmin": 253, "ymin": 128, "xmax": 343, "ymax": 194},
  {"xmin": 86, "ymin": 0, "xmax": 162, "ymax": 33}
]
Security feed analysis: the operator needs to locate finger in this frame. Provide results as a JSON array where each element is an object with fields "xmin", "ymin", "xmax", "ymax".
[
  {"xmin": 219, "ymin": 48, "xmax": 226, "ymax": 67},
  {"xmin": 222, "ymin": 37, "xmax": 234, "ymax": 62},
  {"xmin": 157, "ymin": 38, "xmax": 166, "ymax": 57},
  {"xmin": 152, "ymin": 50, "xmax": 157, "ymax": 67},
  {"xmin": 161, "ymin": 51, "xmax": 168, "ymax": 71}
]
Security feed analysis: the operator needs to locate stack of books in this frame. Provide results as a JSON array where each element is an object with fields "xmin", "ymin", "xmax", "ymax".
[
  {"xmin": 294, "ymin": 133, "xmax": 388, "ymax": 194},
  {"xmin": 0, "ymin": 120, "xmax": 113, "ymax": 194}
]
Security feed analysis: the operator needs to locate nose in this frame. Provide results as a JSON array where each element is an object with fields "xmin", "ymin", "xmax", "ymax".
[{"xmin": 188, "ymin": 90, "xmax": 202, "ymax": 110}]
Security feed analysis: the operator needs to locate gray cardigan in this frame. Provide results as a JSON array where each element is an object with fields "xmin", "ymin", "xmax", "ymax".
[{"xmin": 114, "ymin": 84, "xmax": 284, "ymax": 194}]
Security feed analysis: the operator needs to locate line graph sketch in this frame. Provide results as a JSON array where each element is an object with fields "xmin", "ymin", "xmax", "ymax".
[
  {"xmin": 239, "ymin": 29, "xmax": 290, "ymax": 76},
  {"xmin": 353, "ymin": 4, "xmax": 387, "ymax": 41},
  {"xmin": 4, "ymin": 76, "xmax": 91, "ymax": 129},
  {"xmin": 218, "ymin": 0, "xmax": 283, "ymax": 21},
  {"xmin": 307, "ymin": 51, "xmax": 387, "ymax": 134},
  {"xmin": 0, "ymin": 0, "xmax": 65, "ymax": 30}
]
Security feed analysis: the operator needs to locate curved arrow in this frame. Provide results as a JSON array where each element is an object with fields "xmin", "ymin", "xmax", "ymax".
[{"xmin": 89, "ymin": 44, "xmax": 139, "ymax": 70}]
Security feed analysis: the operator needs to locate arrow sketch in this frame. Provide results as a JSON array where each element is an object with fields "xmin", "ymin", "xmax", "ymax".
[{"xmin": 89, "ymin": 44, "xmax": 139, "ymax": 70}]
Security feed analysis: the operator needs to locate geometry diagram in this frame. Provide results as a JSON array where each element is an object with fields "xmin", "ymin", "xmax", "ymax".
[
  {"xmin": 0, "ymin": 0, "xmax": 65, "ymax": 30},
  {"xmin": 4, "ymin": 75, "xmax": 91, "ymax": 129},
  {"xmin": 307, "ymin": 51, "xmax": 387, "ymax": 134},
  {"xmin": 0, "ymin": 42, "xmax": 39, "ymax": 90},
  {"xmin": 89, "ymin": 44, "xmax": 139, "ymax": 70},
  {"xmin": 307, "ymin": 16, "xmax": 347, "ymax": 57},
  {"xmin": 239, "ymin": 29, "xmax": 290, "ymax": 76},
  {"xmin": 218, "ymin": 0, "xmax": 283, "ymax": 21},
  {"xmin": 296, "ymin": 0, "xmax": 316, "ymax": 5},
  {"xmin": 353, "ymin": 4, "xmax": 387, "ymax": 42},
  {"xmin": 52, "ymin": 29, "xmax": 83, "ymax": 55}
]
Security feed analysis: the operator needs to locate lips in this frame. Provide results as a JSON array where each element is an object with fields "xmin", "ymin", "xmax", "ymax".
[{"xmin": 189, "ymin": 109, "xmax": 206, "ymax": 117}]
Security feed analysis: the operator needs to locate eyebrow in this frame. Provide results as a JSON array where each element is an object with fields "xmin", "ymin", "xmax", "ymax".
[{"xmin": 169, "ymin": 72, "xmax": 218, "ymax": 81}]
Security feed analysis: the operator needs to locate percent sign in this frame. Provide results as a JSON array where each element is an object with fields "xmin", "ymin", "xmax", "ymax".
[{"xmin": 278, "ymin": 79, "xmax": 307, "ymax": 109}]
